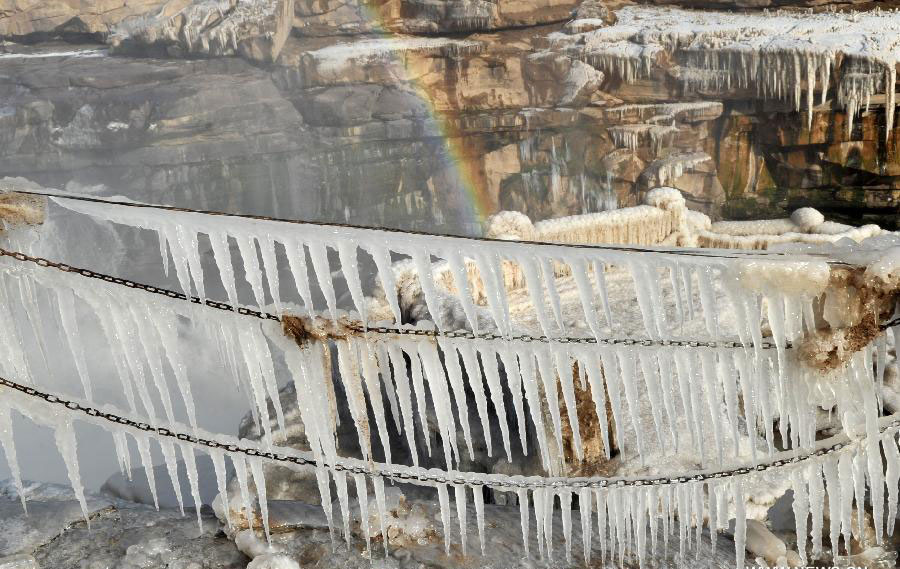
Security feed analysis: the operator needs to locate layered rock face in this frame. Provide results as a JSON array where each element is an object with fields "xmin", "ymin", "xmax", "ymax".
[{"xmin": 1, "ymin": 0, "xmax": 898, "ymax": 233}]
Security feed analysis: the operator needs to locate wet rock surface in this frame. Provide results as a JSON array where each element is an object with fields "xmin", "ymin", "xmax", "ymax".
[
  {"xmin": 0, "ymin": 480, "xmax": 248, "ymax": 568},
  {"xmin": 2, "ymin": 1, "xmax": 898, "ymax": 232}
]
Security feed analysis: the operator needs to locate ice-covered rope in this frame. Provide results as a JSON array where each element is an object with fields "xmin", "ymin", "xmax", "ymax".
[{"xmin": 6, "ymin": 187, "xmax": 855, "ymax": 262}]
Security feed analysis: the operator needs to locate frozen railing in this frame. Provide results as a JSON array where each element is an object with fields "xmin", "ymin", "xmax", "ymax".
[{"xmin": 0, "ymin": 185, "xmax": 898, "ymax": 568}]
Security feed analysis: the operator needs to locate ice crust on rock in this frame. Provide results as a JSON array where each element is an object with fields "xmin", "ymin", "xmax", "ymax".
[{"xmin": 554, "ymin": 5, "xmax": 900, "ymax": 141}]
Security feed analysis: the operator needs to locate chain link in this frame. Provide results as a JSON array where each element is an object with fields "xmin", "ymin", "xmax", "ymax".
[
  {"xmin": 0, "ymin": 246, "xmax": 795, "ymax": 350},
  {"xmin": 2, "ymin": 375, "xmax": 887, "ymax": 490}
]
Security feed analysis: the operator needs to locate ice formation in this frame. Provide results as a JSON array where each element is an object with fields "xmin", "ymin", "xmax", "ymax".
[
  {"xmin": 554, "ymin": 5, "xmax": 900, "ymax": 140},
  {"xmin": 0, "ymin": 189, "xmax": 897, "ymax": 567}
]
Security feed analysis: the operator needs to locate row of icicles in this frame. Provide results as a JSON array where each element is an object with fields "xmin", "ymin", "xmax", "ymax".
[{"xmin": 0, "ymin": 192, "xmax": 894, "ymax": 566}]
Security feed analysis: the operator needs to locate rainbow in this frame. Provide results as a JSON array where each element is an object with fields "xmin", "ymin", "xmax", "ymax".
[{"xmin": 350, "ymin": 1, "xmax": 497, "ymax": 230}]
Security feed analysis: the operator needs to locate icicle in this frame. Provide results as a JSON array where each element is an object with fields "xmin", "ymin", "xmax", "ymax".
[
  {"xmin": 790, "ymin": 469, "xmax": 809, "ymax": 566},
  {"xmin": 850, "ymin": 449, "xmax": 866, "ymax": 542},
  {"xmin": 373, "ymin": 475, "xmax": 388, "ymax": 557},
  {"xmin": 535, "ymin": 347, "xmax": 565, "ymax": 459},
  {"xmin": 54, "ymin": 421, "xmax": 89, "ymax": 526},
  {"xmin": 474, "ymin": 485, "xmax": 486, "ymax": 555},
  {"xmin": 130, "ymin": 304, "xmax": 176, "ymax": 424},
  {"xmin": 593, "ymin": 260, "xmax": 614, "ymax": 329},
  {"xmin": 146, "ymin": 305, "xmax": 196, "ymax": 429},
  {"xmin": 806, "ymin": 54, "xmax": 815, "ymax": 130},
  {"xmin": 354, "ymin": 473, "xmax": 371, "ymax": 557},
  {"xmin": 886, "ymin": 66, "xmax": 896, "ymax": 144},
  {"xmin": 571, "ymin": 256, "xmax": 604, "ymax": 342},
  {"xmin": 457, "ymin": 340, "xmax": 492, "ymax": 456},
  {"xmin": 334, "ymin": 470, "xmax": 352, "ymax": 546},
  {"xmin": 637, "ymin": 350, "xmax": 665, "ymax": 447},
  {"xmin": 808, "ymin": 461, "xmax": 825, "ymax": 559},
  {"xmin": 599, "ymin": 347, "xmax": 626, "ymax": 457},
  {"xmin": 579, "ymin": 348, "xmax": 611, "ymax": 458},
  {"xmin": 560, "ymin": 488, "xmax": 573, "ymax": 563},
  {"xmin": 315, "ymin": 467, "xmax": 335, "ymax": 546},
  {"xmin": 575, "ymin": 487, "xmax": 591, "ymax": 563},
  {"xmin": 823, "ymin": 456, "xmax": 842, "ymax": 559},
  {"xmin": 337, "ymin": 242, "xmax": 367, "ymax": 322},
  {"xmin": 838, "ymin": 452, "xmax": 853, "ymax": 549},
  {"xmin": 159, "ymin": 439, "xmax": 184, "ymax": 516},
  {"xmin": 696, "ymin": 266, "xmax": 719, "ymax": 338},
  {"xmin": 884, "ymin": 433, "xmax": 900, "ymax": 536},
  {"xmin": 519, "ymin": 488, "xmax": 531, "ymax": 556},
  {"xmin": 208, "ymin": 231, "xmax": 239, "ymax": 308},
  {"xmin": 473, "ymin": 251, "xmax": 510, "ymax": 336},
  {"xmin": 517, "ymin": 348, "xmax": 551, "ymax": 470},
  {"xmin": 446, "ymin": 252, "xmax": 479, "ymax": 333},
  {"xmin": 307, "ymin": 241, "xmax": 337, "ymax": 320},
  {"xmin": 386, "ymin": 344, "xmax": 420, "ymax": 465},
  {"xmin": 357, "ymin": 340, "xmax": 392, "ymax": 463},
  {"xmin": 437, "ymin": 340, "xmax": 473, "ymax": 461},
  {"xmin": 233, "ymin": 454, "xmax": 254, "ymax": 530},
  {"xmin": 335, "ymin": 339, "xmax": 372, "ymax": 461},
  {"xmin": 499, "ymin": 346, "xmax": 528, "ymax": 455},
  {"xmin": 699, "ymin": 350, "xmax": 724, "ymax": 465},
  {"xmin": 0, "ymin": 404, "xmax": 26, "ymax": 512},
  {"xmin": 596, "ymin": 489, "xmax": 607, "ymax": 565},
  {"xmin": 249, "ymin": 457, "xmax": 271, "ymax": 543},
  {"xmin": 111, "ymin": 430, "xmax": 131, "ymax": 480},
  {"xmin": 405, "ymin": 342, "xmax": 432, "ymax": 458},
  {"xmin": 135, "ymin": 435, "xmax": 159, "ymax": 510},
  {"xmin": 454, "ymin": 484, "xmax": 468, "ymax": 556},
  {"xmin": 647, "ymin": 485, "xmax": 658, "ymax": 557},
  {"xmin": 56, "ymin": 288, "xmax": 93, "ymax": 400},
  {"xmin": 236, "ymin": 235, "xmax": 266, "ymax": 308},
  {"xmin": 210, "ymin": 449, "xmax": 230, "ymax": 530},
  {"xmin": 375, "ymin": 343, "xmax": 402, "ymax": 434},
  {"xmin": 412, "ymin": 249, "xmax": 444, "ymax": 330},
  {"xmin": 540, "ymin": 257, "xmax": 566, "ymax": 333},
  {"xmin": 284, "ymin": 239, "xmax": 315, "ymax": 315},
  {"xmin": 553, "ymin": 345, "xmax": 583, "ymax": 460},
  {"xmin": 519, "ymin": 255, "xmax": 555, "ymax": 337},
  {"xmin": 717, "ymin": 349, "xmax": 741, "ymax": 458},
  {"xmin": 534, "ymin": 488, "xmax": 545, "ymax": 558},
  {"xmin": 418, "ymin": 339, "xmax": 458, "ymax": 467},
  {"xmin": 180, "ymin": 444, "xmax": 203, "ymax": 529},
  {"xmin": 616, "ymin": 347, "xmax": 646, "ymax": 462},
  {"xmin": 629, "ymin": 260, "xmax": 661, "ymax": 339},
  {"xmin": 543, "ymin": 487, "xmax": 555, "ymax": 560},
  {"xmin": 259, "ymin": 236, "xmax": 283, "ymax": 314},
  {"xmin": 438, "ymin": 483, "xmax": 452, "ymax": 555},
  {"xmin": 708, "ymin": 483, "xmax": 718, "ymax": 557},
  {"xmin": 367, "ymin": 244, "xmax": 401, "ymax": 324},
  {"xmin": 733, "ymin": 479, "xmax": 746, "ymax": 569},
  {"xmin": 247, "ymin": 324, "xmax": 286, "ymax": 433}
]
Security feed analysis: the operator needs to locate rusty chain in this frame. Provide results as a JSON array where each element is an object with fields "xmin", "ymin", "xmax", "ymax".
[
  {"xmin": 0, "ymin": 246, "xmax": 799, "ymax": 349},
  {"xmin": 0, "ymin": 374, "xmax": 884, "ymax": 490}
]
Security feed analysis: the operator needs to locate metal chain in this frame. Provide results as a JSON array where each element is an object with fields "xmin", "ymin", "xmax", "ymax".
[
  {"xmin": 352, "ymin": 324, "xmax": 789, "ymax": 350},
  {"xmin": 1, "ymin": 375, "xmax": 885, "ymax": 490},
  {"xmin": 0, "ymin": 245, "xmax": 790, "ymax": 350},
  {"xmin": 2, "ymin": 245, "xmax": 895, "ymax": 348},
  {"xmin": 0, "ymin": 247, "xmax": 282, "ymax": 321}
]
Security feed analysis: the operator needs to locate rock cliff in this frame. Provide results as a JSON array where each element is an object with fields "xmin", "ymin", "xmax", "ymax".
[{"xmin": 1, "ymin": 0, "xmax": 897, "ymax": 232}]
